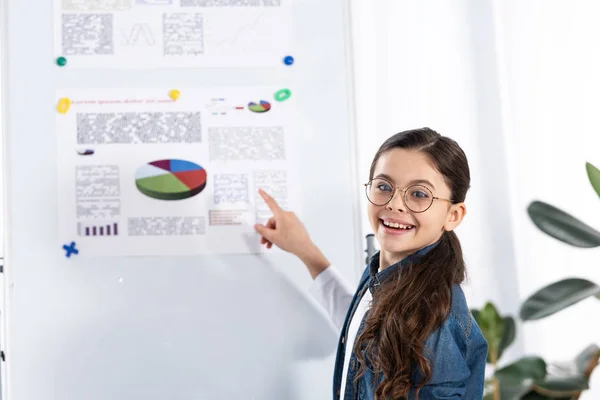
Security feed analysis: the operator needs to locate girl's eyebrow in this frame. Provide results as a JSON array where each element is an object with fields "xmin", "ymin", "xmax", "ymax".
[
  {"xmin": 374, "ymin": 173, "xmax": 436, "ymax": 190},
  {"xmin": 410, "ymin": 179, "xmax": 436, "ymax": 190}
]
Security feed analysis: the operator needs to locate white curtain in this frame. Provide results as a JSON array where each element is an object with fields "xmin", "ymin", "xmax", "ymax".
[{"xmin": 350, "ymin": 1, "xmax": 600, "ymax": 398}]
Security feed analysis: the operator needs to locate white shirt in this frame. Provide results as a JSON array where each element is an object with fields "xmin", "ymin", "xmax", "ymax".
[{"xmin": 308, "ymin": 265, "xmax": 373, "ymax": 399}]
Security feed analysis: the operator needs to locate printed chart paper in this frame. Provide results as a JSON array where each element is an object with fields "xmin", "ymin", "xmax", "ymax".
[
  {"xmin": 56, "ymin": 88, "xmax": 299, "ymax": 256},
  {"xmin": 54, "ymin": 0, "xmax": 292, "ymax": 68}
]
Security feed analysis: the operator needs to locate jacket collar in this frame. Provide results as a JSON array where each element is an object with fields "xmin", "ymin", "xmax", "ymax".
[{"xmin": 367, "ymin": 241, "xmax": 440, "ymax": 294}]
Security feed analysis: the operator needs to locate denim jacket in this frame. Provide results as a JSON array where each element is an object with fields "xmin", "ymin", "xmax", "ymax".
[{"xmin": 333, "ymin": 244, "xmax": 488, "ymax": 399}]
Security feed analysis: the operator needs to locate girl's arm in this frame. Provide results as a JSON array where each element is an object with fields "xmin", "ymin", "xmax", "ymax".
[
  {"xmin": 414, "ymin": 311, "xmax": 488, "ymax": 399},
  {"xmin": 308, "ymin": 265, "xmax": 354, "ymax": 330},
  {"xmin": 253, "ymin": 189, "xmax": 355, "ymax": 330}
]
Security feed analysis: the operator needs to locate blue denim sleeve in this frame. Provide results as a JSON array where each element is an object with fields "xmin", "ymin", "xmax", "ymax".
[{"xmin": 412, "ymin": 311, "xmax": 488, "ymax": 399}]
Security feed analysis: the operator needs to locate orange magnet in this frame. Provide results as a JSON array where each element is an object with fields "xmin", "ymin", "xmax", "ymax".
[{"xmin": 57, "ymin": 97, "xmax": 71, "ymax": 114}]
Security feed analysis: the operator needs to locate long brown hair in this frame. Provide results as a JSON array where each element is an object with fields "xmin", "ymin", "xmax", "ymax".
[{"xmin": 354, "ymin": 128, "xmax": 471, "ymax": 399}]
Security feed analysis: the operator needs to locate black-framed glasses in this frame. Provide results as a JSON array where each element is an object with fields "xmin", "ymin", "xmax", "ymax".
[{"xmin": 364, "ymin": 178, "xmax": 454, "ymax": 213}]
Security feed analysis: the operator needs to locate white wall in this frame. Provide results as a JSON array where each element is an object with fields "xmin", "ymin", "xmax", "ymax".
[{"xmin": 496, "ymin": 0, "xmax": 600, "ymax": 397}]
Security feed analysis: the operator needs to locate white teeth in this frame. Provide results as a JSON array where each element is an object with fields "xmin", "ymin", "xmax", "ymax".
[{"xmin": 383, "ymin": 220, "xmax": 414, "ymax": 229}]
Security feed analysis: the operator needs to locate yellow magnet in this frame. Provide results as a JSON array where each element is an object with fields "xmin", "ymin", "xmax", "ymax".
[
  {"xmin": 57, "ymin": 97, "xmax": 71, "ymax": 114},
  {"xmin": 169, "ymin": 89, "xmax": 181, "ymax": 101}
]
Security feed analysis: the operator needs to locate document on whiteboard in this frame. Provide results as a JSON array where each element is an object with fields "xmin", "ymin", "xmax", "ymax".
[
  {"xmin": 54, "ymin": 1, "xmax": 292, "ymax": 68},
  {"xmin": 56, "ymin": 87, "xmax": 299, "ymax": 257}
]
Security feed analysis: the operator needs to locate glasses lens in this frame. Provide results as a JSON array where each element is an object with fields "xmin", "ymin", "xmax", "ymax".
[
  {"xmin": 404, "ymin": 185, "xmax": 433, "ymax": 212},
  {"xmin": 366, "ymin": 178, "xmax": 394, "ymax": 205}
]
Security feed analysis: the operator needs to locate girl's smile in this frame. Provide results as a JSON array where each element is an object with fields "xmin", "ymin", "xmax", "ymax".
[{"xmin": 379, "ymin": 217, "xmax": 416, "ymax": 236}]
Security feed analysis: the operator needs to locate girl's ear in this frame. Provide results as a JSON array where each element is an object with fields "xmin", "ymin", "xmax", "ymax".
[{"xmin": 444, "ymin": 202, "xmax": 466, "ymax": 231}]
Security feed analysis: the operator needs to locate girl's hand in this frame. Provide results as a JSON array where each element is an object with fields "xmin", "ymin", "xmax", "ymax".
[
  {"xmin": 254, "ymin": 189, "xmax": 314, "ymax": 258},
  {"xmin": 254, "ymin": 189, "xmax": 331, "ymax": 279}
]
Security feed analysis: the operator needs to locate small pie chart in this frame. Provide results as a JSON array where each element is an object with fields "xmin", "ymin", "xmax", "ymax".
[
  {"xmin": 135, "ymin": 159, "xmax": 207, "ymax": 201},
  {"xmin": 248, "ymin": 100, "xmax": 271, "ymax": 113}
]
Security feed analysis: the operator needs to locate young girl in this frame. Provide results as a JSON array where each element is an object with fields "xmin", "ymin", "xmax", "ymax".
[{"xmin": 254, "ymin": 128, "xmax": 488, "ymax": 399}]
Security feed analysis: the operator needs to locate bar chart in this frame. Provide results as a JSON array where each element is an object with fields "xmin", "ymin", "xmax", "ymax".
[{"xmin": 78, "ymin": 222, "xmax": 119, "ymax": 237}]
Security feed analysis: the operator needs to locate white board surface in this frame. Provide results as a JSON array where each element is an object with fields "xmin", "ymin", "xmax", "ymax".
[{"xmin": 1, "ymin": 0, "xmax": 362, "ymax": 399}]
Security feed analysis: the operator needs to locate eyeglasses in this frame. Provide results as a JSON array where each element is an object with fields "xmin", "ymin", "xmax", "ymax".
[{"xmin": 364, "ymin": 178, "xmax": 454, "ymax": 213}]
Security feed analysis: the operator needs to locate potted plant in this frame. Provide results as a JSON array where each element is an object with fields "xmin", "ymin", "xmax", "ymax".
[{"xmin": 472, "ymin": 162, "xmax": 600, "ymax": 399}]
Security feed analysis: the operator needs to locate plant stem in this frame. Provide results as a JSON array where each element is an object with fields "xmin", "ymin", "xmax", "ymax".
[
  {"xmin": 491, "ymin": 349, "xmax": 500, "ymax": 400},
  {"xmin": 493, "ymin": 377, "xmax": 500, "ymax": 400}
]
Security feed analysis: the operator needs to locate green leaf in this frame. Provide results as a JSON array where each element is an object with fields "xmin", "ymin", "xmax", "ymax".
[
  {"xmin": 572, "ymin": 344, "xmax": 600, "ymax": 375},
  {"xmin": 505, "ymin": 346, "xmax": 600, "ymax": 399},
  {"xmin": 531, "ymin": 376, "xmax": 588, "ymax": 398},
  {"xmin": 520, "ymin": 278, "xmax": 600, "ymax": 321},
  {"xmin": 586, "ymin": 162, "xmax": 600, "ymax": 199},
  {"xmin": 494, "ymin": 357, "xmax": 546, "ymax": 399},
  {"xmin": 500, "ymin": 382, "xmax": 535, "ymax": 400},
  {"xmin": 526, "ymin": 344, "xmax": 600, "ymax": 398},
  {"xmin": 473, "ymin": 306, "xmax": 516, "ymax": 364},
  {"xmin": 495, "ymin": 356, "xmax": 547, "ymax": 382},
  {"xmin": 497, "ymin": 316, "xmax": 516, "ymax": 362},
  {"xmin": 546, "ymin": 344, "xmax": 600, "ymax": 382},
  {"xmin": 527, "ymin": 201, "xmax": 600, "ymax": 247},
  {"xmin": 476, "ymin": 303, "xmax": 505, "ymax": 363},
  {"xmin": 480, "ymin": 302, "xmax": 502, "ymax": 329},
  {"xmin": 489, "ymin": 373, "xmax": 533, "ymax": 400},
  {"xmin": 533, "ymin": 375, "xmax": 588, "ymax": 393},
  {"xmin": 520, "ymin": 392, "xmax": 568, "ymax": 400}
]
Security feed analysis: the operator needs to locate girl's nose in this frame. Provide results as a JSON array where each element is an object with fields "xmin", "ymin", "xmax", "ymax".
[{"xmin": 386, "ymin": 188, "xmax": 406, "ymax": 212}]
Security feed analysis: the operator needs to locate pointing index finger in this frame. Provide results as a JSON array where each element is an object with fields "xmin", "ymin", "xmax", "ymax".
[{"xmin": 259, "ymin": 189, "xmax": 282, "ymax": 214}]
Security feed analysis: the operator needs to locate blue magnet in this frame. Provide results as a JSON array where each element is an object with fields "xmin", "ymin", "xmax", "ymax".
[
  {"xmin": 283, "ymin": 55, "xmax": 294, "ymax": 66},
  {"xmin": 63, "ymin": 241, "xmax": 79, "ymax": 257}
]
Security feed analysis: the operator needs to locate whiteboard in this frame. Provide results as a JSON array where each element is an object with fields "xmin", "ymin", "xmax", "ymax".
[{"xmin": 1, "ymin": 0, "xmax": 362, "ymax": 399}]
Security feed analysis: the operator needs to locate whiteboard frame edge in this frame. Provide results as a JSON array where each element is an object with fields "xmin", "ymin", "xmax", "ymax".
[
  {"xmin": 1, "ymin": 0, "xmax": 12, "ymax": 398},
  {"xmin": 341, "ymin": 0, "xmax": 365, "ymax": 281}
]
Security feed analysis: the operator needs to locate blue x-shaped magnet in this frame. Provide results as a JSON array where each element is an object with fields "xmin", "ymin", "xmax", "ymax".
[{"xmin": 63, "ymin": 242, "xmax": 79, "ymax": 258}]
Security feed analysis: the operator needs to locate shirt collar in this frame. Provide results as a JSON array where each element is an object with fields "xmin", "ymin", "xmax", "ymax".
[{"xmin": 367, "ymin": 241, "xmax": 440, "ymax": 294}]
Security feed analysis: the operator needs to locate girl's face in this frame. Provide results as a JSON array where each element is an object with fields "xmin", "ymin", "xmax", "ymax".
[{"xmin": 368, "ymin": 148, "xmax": 466, "ymax": 267}]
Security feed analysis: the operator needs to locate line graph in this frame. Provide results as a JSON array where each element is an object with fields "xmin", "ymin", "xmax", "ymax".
[
  {"xmin": 215, "ymin": 12, "xmax": 267, "ymax": 48},
  {"xmin": 121, "ymin": 23, "xmax": 156, "ymax": 46}
]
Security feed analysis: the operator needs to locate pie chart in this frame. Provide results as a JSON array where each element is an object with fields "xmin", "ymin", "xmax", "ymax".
[
  {"xmin": 135, "ymin": 159, "xmax": 207, "ymax": 201},
  {"xmin": 248, "ymin": 100, "xmax": 271, "ymax": 113}
]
